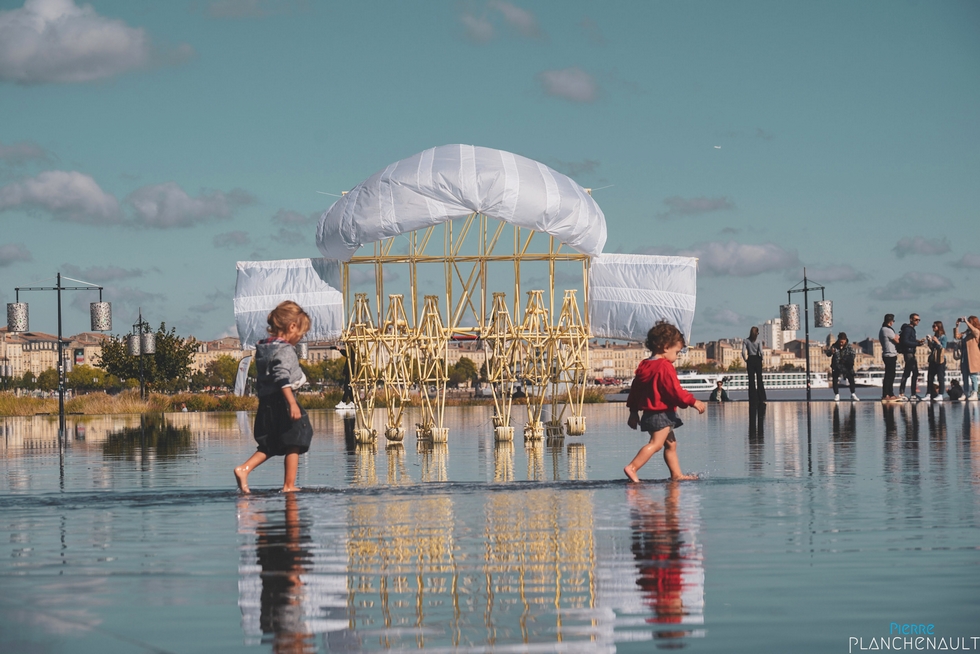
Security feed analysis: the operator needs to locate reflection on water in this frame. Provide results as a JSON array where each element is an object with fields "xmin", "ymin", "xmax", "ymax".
[
  {"xmin": 2, "ymin": 403, "xmax": 979, "ymax": 653},
  {"xmin": 102, "ymin": 414, "xmax": 195, "ymax": 461},
  {"xmin": 627, "ymin": 483, "xmax": 704, "ymax": 645}
]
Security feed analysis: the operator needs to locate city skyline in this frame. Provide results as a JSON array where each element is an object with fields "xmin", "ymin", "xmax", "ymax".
[{"xmin": 1, "ymin": 0, "xmax": 978, "ymax": 343}]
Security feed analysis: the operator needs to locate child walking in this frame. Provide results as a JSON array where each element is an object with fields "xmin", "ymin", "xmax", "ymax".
[
  {"xmin": 624, "ymin": 320, "xmax": 706, "ymax": 482},
  {"xmin": 234, "ymin": 301, "xmax": 313, "ymax": 494}
]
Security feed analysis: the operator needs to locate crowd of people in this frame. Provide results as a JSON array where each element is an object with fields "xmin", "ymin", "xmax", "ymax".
[{"xmin": 878, "ymin": 313, "xmax": 980, "ymax": 403}]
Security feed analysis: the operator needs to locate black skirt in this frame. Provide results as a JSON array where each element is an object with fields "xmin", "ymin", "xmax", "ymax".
[
  {"xmin": 253, "ymin": 393, "xmax": 313, "ymax": 456},
  {"xmin": 639, "ymin": 409, "xmax": 683, "ymax": 433}
]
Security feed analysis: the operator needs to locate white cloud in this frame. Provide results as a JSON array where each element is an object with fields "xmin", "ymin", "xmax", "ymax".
[
  {"xmin": 930, "ymin": 297, "xmax": 980, "ymax": 313},
  {"xmin": 794, "ymin": 264, "xmax": 868, "ymax": 283},
  {"xmin": 206, "ymin": 0, "xmax": 305, "ymax": 19},
  {"xmin": 0, "ymin": 170, "xmax": 121, "ymax": 223},
  {"xmin": 537, "ymin": 67, "xmax": 597, "ymax": 103},
  {"xmin": 69, "ymin": 284, "xmax": 164, "ymax": 325},
  {"xmin": 213, "ymin": 230, "xmax": 251, "ymax": 248},
  {"xmin": 489, "ymin": 1, "xmax": 541, "ymax": 38},
  {"xmin": 348, "ymin": 267, "xmax": 399, "ymax": 286},
  {"xmin": 644, "ymin": 240, "xmax": 799, "ymax": 277},
  {"xmin": 270, "ymin": 226, "xmax": 305, "ymax": 245},
  {"xmin": 60, "ymin": 263, "xmax": 143, "ymax": 282},
  {"xmin": 950, "ymin": 253, "xmax": 980, "ymax": 269},
  {"xmin": 0, "ymin": 0, "xmax": 191, "ymax": 85},
  {"xmin": 703, "ymin": 307, "xmax": 747, "ymax": 326},
  {"xmin": 870, "ymin": 272, "xmax": 954, "ymax": 301},
  {"xmin": 549, "ymin": 158, "xmax": 600, "ymax": 179},
  {"xmin": 657, "ymin": 196, "xmax": 734, "ymax": 220},
  {"xmin": 271, "ymin": 209, "xmax": 318, "ymax": 226},
  {"xmin": 0, "ymin": 243, "xmax": 32, "ymax": 267},
  {"xmin": 460, "ymin": 2, "xmax": 542, "ymax": 43},
  {"xmin": 126, "ymin": 183, "xmax": 256, "ymax": 229},
  {"xmin": 892, "ymin": 236, "xmax": 951, "ymax": 258},
  {"xmin": 0, "ymin": 139, "xmax": 52, "ymax": 165},
  {"xmin": 579, "ymin": 17, "xmax": 605, "ymax": 45},
  {"xmin": 460, "ymin": 12, "xmax": 494, "ymax": 43}
]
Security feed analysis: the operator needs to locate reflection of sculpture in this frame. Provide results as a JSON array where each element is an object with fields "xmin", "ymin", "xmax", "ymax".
[
  {"xmin": 627, "ymin": 483, "xmax": 704, "ymax": 644},
  {"xmin": 342, "ymin": 486, "xmax": 596, "ymax": 649}
]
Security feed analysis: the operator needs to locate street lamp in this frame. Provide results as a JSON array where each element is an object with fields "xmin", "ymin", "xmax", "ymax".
[
  {"xmin": 7, "ymin": 273, "xmax": 111, "ymax": 437},
  {"xmin": 782, "ymin": 268, "xmax": 832, "ymax": 403},
  {"xmin": 128, "ymin": 308, "xmax": 155, "ymax": 400}
]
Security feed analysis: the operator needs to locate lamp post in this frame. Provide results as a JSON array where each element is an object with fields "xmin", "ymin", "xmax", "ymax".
[
  {"xmin": 129, "ymin": 308, "xmax": 155, "ymax": 400},
  {"xmin": 782, "ymin": 268, "xmax": 831, "ymax": 403},
  {"xmin": 7, "ymin": 273, "xmax": 111, "ymax": 437}
]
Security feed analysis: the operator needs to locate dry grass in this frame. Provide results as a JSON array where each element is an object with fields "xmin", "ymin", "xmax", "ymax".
[
  {"xmin": 0, "ymin": 394, "xmax": 57, "ymax": 416},
  {"xmin": 1, "ymin": 385, "xmax": 609, "ymax": 416}
]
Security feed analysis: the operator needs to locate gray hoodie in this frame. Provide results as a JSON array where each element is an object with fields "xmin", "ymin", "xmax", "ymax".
[{"xmin": 255, "ymin": 339, "xmax": 306, "ymax": 398}]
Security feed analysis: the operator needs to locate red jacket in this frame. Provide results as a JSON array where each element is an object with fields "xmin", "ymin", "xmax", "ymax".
[{"xmin": 626, "ymin": 358, "xmax": 697, "ymax": 412}]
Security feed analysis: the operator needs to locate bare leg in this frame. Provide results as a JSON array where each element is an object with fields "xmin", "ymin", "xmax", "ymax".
[
  {"xmin": 663, "ymin": 436, "xmax": 697, "ymax": 480},
  {"xmin": 624, "ymin": 428, "xmax": 671, "ymax": 482},
  {"xmin": 281, "ymin": 448, "xmax": 301, "ymax": 493},
  {"xmin": 234, "ymin": 451, "xmax": 268, "ymax": 493}
]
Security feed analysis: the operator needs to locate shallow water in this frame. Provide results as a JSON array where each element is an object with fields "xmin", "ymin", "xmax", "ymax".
[{"xmin": 1, "ymin": 402, "xmax": 978, "ymax": 653}]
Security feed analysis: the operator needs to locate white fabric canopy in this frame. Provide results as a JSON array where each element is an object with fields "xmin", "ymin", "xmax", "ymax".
[
  {"xmin": 589, "ymin": 254, "xmax": 698, "ymax": 344},
  {"xmin": 233, "ymin": 258, "xmax": 344, "ymax": 348},
  {"xmin": 316, "ymin": 144, "xmax": 606, "ymax": 261}
]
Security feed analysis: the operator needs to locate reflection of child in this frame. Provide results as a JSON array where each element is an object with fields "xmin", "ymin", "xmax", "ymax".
[
  {"xmin": 625, "ymin": 321, "xmax": 705, "ymax": 482},
  {"xmin": 628, "ymin": 483, "xmax": 702, "ymax": 641},
  {"xmin": 235, "ymin": 301, "xmax": 311, "ymax": 493}
]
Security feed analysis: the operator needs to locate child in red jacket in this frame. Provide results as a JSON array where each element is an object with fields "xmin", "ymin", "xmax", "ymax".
[{"xmin": 625, "ymin": 321, "xmax": 706, "ymax": 482}]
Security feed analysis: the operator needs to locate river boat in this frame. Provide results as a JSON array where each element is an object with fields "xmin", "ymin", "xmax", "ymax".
[
  {"xmin": 853, "ymin": 368, "xmax": 963, "ymax": 388},
  {"xmin": 676, "ymin": 371, "xmax": 829, "ymax": 392}
]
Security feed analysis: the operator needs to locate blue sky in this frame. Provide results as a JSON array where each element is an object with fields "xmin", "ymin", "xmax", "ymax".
[{"xmin": 1, "ymin": 0, "xmax": 978, "ymax": 344}]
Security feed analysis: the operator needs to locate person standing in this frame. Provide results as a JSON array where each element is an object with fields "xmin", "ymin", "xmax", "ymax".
[
  {"xmin": 898, "ymin": 313, "xmax": 925, "ymax": 401},
  {"xmin": 925, "ymin": 321, "xmax": 947, "ymax": 402},
  {"xmin": 826, "ymin": 332, "xmax": 859, "ymax": 402},
  {"xmin": 742, "ymin": 326, "xmax": 766, "ymax": 405},
  {"xmin": 879, "ymin": 314, "xmax": 900, "ymax": 402},
  {"xmin": 954, "ymin": 316, "xmax": 980, "ymax": 400}
]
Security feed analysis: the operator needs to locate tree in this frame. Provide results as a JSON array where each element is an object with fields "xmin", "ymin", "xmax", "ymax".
[
  {"xmin": 36, "ymin": 368, "xmax": 59, "ymax": 392},
  {"xmin": 67, "ymin": 364, "xmax": 107, "ymax": 391},
  {"xmin": 18, "ymin": 371, "xmax": 37, "ymax": 390},
  {"xmin": 97, "ymin": 323, "xmax": 197, "ymax": 393},
  {"xmin": 448, "ymin": 357, "xmax": 479, "ymax": 388},
  {"xmin": 152, "ymin": 324, "xmax": 197, "ymax": 393},
  {"xmin": 727, "ymin": 359, "xmax": 745, "ymax": 371},
  {"xmin": 206, "ymin": 355, "xmax": 239, "ymax": 390}
]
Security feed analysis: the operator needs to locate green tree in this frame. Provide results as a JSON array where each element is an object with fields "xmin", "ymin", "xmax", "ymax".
[
  {"xmin": 18, "ymin": 371, "xmax": 37, "ymax": 390},
  {"xmin": 67, "ymin": 364, "xmax": 107, "ymax": 391},
  {"xmin": 206, "ymin": 355, "xmax": 240, "ymax": 390},
  {"xmin": 97, "ymin": 323, "xmax": 197, "ymax": 393},
  {"xmin": 448, "ymin": 357, "xmax": 479, "ymax": 388},
  {"xmin": 152, "ymin": 324, "xmax": 197, "ymax": 393},
  {"xmin": 36, "ymin": 368, "xmax": 59, "ymax": 392},
  {"xmin": 727, "ymin": 359, "xmax": 745, "ymax": 371}
]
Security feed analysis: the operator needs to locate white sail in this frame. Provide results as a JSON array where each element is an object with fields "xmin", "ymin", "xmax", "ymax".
[
  {"xmin": 233, "ymin": 258, "xmax": 344, "ymax": 348},
  {"xmin": 589, "ymin": 254, "xmax": 698, "ymax": 344},
  {"xmin": 316, "ymin": 144, "xmax": 607, "ymax": 261}
]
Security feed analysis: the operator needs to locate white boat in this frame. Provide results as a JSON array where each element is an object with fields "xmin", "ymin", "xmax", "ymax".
[
  {"xmin": 676, "ymin": 371, "xmax": 829, "ymax": 392},
  {"xmin": 853, "ymin": 369, "xmax": 963, "ymax": 388}
]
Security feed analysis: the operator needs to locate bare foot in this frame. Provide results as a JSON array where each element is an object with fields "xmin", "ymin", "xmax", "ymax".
[
  {"xmin": 234, "ymin": 466, "xmax": 250, "ymax": 493},
  {"xmin": 624, "ymin": 465, "xmax": 640, "ymax": 483},
  {"xmin": 281, "ymin": 485, "xmax": 301, "ymax": 493},
  {"xmin": 670, "ymin": 472, "xmax": 699, "ymax": 481}
]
